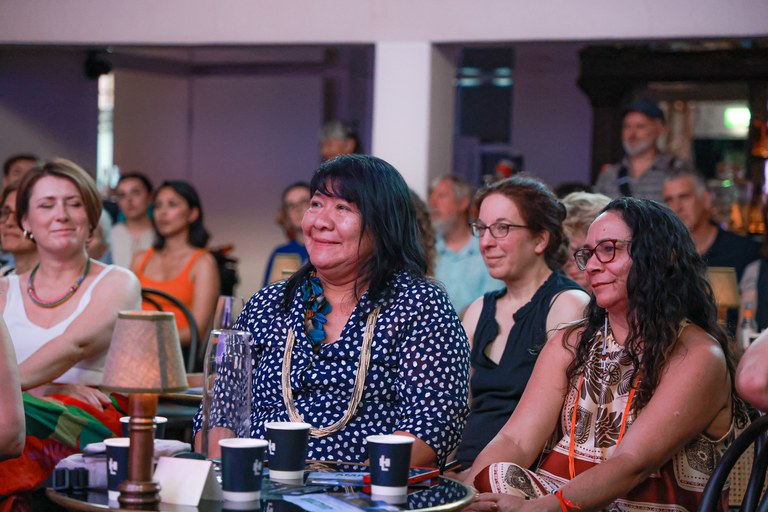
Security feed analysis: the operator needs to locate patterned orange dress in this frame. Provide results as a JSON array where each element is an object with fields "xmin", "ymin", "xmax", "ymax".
[{"xmin": 475, "ymin": 323, "xmax": 742, "ymax": 512}]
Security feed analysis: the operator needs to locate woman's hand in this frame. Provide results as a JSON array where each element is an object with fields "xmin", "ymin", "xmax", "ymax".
[
  {"xmin": 32, "ymin": 384, "xmax": 112, "ymax": 410},
  {"xmin": 464, "ymin": 493, "xmax": 526, "ymax": 512},
  {"xmin": 465, "ymin": 493, "xmax": 559, "ymax": 512}
]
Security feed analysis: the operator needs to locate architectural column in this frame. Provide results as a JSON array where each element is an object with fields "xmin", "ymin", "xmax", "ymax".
[{"xmin": 371, "ymin": 41, "xmax": 455, "ymax": 198}]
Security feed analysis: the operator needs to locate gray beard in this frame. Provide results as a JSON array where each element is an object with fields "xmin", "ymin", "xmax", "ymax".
[
  {"xmin": 432, "ymin": 218, "xmax": 452, "ymax": 236},
  {"xmin": 622, "ymin": 138, "xmax": 656, "ymax": 157}
]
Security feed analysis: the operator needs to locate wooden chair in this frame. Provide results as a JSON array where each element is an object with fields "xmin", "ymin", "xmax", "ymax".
[{"xmin": 699, "ymin": 414, "xmax": 768, "ymax": 512}]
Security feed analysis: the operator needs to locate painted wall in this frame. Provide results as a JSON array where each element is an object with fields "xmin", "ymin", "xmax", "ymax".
[
  {"xmin": 0, "ymin": 1, "xmax": 765, "ymax": 45},
  {"xmin": 511, "ymin": 43, "xmax": 593, "ymax": 189},
  {"xmin": 113, "ymin": 69, "xmax": 324, "ymax": 297},
  {"xmin": 0, "ymin": 48, "xmax": 98, "ymax": 179}
]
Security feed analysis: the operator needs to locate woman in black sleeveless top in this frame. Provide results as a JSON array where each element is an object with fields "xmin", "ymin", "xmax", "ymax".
[{"xmin": 455, "ymin": 175, "xmax": 590, "ymax": 469}]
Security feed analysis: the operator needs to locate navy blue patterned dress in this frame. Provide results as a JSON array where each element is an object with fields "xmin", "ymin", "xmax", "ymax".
[{"xmin": 193, "ymin": 272, "xmax": 470, "ymax": 465}]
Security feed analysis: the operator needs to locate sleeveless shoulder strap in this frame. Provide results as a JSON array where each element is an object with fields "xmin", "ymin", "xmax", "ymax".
[
  {"xmin": 180, "ymin": 249, "xmax": 207, "ymax": 275},
  {"xmin": 137, "ymin": 247, "xmax": 155, "ymax": 274}
]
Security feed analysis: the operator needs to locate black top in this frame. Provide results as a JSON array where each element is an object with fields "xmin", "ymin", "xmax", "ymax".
[
  {"xmin": 455, "ymin": 271, "xmax": 582, "ymax": 468},
  {"xmin": 703, "ymin": 225, "xmax": 760, "ymax": 334},
  {"xmin": 757, "ymin": 259, "xmax": 768, "ymax": 331},
  {"xmin": 703, "ymin": 225, "xmax": 760, "ymax": 281}
]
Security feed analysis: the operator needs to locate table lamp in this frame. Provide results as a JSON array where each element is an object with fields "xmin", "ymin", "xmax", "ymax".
[
  {"xmin": 101, "ymin": 311, "xmax": 188, "ymax": 509},
  {"xmin": 706, "ymin": 267, "xmax": 741, "ymax": 325}
]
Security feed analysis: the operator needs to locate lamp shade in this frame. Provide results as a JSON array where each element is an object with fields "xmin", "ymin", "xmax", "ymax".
[
  {"xmin": 706, "ymin": 266, "xmax": 741, "ymax": 310},
  {"xmin": 101, "ymin": 311, "xmax": 188, "ymax": 393}
]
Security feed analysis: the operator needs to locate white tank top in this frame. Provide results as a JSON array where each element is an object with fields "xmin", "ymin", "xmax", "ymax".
[{"xmin": 3, "ymin": 265, "xmax": 116, "ymax": 385}]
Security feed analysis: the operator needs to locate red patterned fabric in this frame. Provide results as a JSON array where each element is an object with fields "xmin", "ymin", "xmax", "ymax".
[{"xmin": 0, "ymin": 392, "xmax": 127, "ymax": 507}]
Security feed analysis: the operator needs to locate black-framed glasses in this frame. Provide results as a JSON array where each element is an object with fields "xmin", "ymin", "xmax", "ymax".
[
  {"xmin": 469, "ymin": 222, "xmax": 529, "ymax": 239},
  {"xmin": 573, "ymin": 239, "xmax": 631, "ymax": 271},
  {"xmin": 0, "ymin": 206, "xmax": 16, "ymax": 223}
]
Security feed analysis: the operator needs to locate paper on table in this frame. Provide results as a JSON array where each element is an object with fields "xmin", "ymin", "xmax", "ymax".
[
  {"xmin": 283, "ymin": 494, "xmax": 370, "ymax": 512},
  {"xmin": 153, "ymin": 456, "xmax": 222, "ymax": 506}
]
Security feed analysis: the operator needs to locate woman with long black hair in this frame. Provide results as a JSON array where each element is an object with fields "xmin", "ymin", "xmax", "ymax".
[{"xmin": 463, "ymin": 198, "xmax": 745, "ymax": 512}]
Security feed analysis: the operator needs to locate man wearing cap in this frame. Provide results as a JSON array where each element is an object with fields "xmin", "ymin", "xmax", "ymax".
[{"xmin": 595, "ymin": 99, "xmax": 692, "ymax": 202}]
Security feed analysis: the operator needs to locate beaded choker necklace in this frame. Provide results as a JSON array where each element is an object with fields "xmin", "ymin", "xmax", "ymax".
[
  {"xmin": 27, "ymin": 259, "xmax": 91, "ymax": 308},
  {"xmin": 300, "ymin": 272, "xmax": 332, "ymax": 348}
]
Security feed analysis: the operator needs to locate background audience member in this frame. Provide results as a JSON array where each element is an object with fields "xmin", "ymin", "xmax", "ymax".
[
  {"xmin": 736, "ymin": 329, "xmax": 768, "ymax": 411},
  {"xmin": 739, "ymin": 201, "xmax": 768, "ymax": 332},
  {"xmin": 595, "ymin": 99, "xmax": 691, "ymax": 202},
  {"xmin": 0, "ymin": 158, "xmax": 140, "ymax": 496},
  {"xmin": 561, "ymin": 191, "xmax": 612, "ymax": 290},
  {"xmin": 86, "ymin": 210, "xmax": 113, "ymax": 263},
  {"xmin": 0, "ymin": 317, "xmax": 24, "ymax": 462},
  {"xmin": 132, "ymin": 180, "xmax": 219, "ymax": 353},
  {"xmin": 663, "ymin": 169, "xmax": 759, "ymax": 280},
  {"xmin": 411, "ymin": 189, "xmax": 437, "ymax": 276},
  {"xmin": 2, "ymin": 153, "xmax": 38, "ymax": 188},
  {"xmin": 319, "ymin": 120, "xmax": 360, "ymax": 162},
  {"xmin": 111, "ymin": 172, "xmax": 155, "ymax": 268},
  {"xmin": 464, "ymin": 198, "xmax": 743, "ymax": 512},
  {"xmin": 0, "ymin": 183, "xmax": 37, "ymax": 276},
  {"xmin": 263, "ymin": 182, "xmax": 311, "ymax": 286},
  {"xmin": 195, "ymin": 155, "xmax": 469, "ymax": 467},
  {"xmin": 455, "ymin": 175, "xmax": 589, "ymax": 469},
  {"xmin": 429, "ymin": 174, "xmax": 501, "ymax": 315}
]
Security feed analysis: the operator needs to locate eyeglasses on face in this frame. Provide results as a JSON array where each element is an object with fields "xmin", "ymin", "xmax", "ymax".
[
  {"xmin": 469, "ymin": 222, "xmax": 529, "ymax": 239},
  {"xmin": 0, "ymin": 206, "xmax": 16, "ymax": 223},
  {"xmin": 573, "ymin": 239, "xmax": 632, "ymax": 271}
]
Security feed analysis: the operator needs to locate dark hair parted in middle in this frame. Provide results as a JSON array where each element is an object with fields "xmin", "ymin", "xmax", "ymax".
[
  {"xmin": 152, "ymin": 180, "xmax": 210, "ymax": 250},
  {"xmin": 283, "ymin": 154, "xmax": 426, "ymax": 309},
  {"xmin": 566, "ymin": 197, "xmax": 736, "ymax": 412},
  {"xmin": 474, "ymin": 174, "xmax": 568, "ymax": 270}
]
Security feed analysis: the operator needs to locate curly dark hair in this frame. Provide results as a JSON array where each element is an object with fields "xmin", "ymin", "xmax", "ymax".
[
  {"xmin": 473, "ymin": 174, "xmax": 568, "ymax": 270},
  {"xmin": 565, "ymin": 197, "xmax": 736, "ymax": 411},
  {"xmin": 283, "ymin": 154, "xmax": 426, "ymax": 309}
]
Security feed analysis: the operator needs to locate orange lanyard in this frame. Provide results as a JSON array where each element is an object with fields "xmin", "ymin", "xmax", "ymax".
[{"xmin": 568, "ymin": 370, "xmax": 639, "ymax": 480}]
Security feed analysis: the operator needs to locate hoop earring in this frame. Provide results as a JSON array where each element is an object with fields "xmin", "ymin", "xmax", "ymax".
[{"xmin": 23, "ymin": 230, "xmax": 34, "ymax": 241}]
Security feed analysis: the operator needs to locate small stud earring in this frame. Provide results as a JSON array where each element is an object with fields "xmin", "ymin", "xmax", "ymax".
[{"xmin": 23, "ymin": 230, "xmax": 34, "ymax": 241}]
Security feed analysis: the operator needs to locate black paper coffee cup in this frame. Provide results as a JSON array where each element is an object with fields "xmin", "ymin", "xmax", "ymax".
[
  {"xmin": 219, "ymin": 438, "xmax": 268, "ymax": 502},
  {"xmin": 119, "ymin": 416, "xmax": 168, "ymax": 439},
  {"xmin": 366, "ymin": 434, "xmax": 414, "ymax": 498},
  {"xmin": 104, "ymin": 437, "xmax": 130, "ymax": 502},
  {"xmin": 264, "ymin": 422, "xmax": 310, "ymax": 481}
]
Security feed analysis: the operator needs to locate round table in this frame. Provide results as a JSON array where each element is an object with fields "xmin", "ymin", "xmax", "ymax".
[{"xmin": 46, "ymin": 461, "xmax": 474, "ymax": 511}]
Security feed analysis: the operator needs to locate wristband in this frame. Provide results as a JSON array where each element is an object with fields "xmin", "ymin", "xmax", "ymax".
[{"xmin": 554, "ymin": 489, "xmax": 582, "ymax": 512}]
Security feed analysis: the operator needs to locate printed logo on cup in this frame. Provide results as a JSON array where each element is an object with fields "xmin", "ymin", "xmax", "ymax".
[
  {"xmin": 268, "ymin": 440, "xmax": 276, "ymax": 456},
  {"xmin": 108, "ymin": 458, "xmax": 119, "ymax": 476},
  {"xmin": 378, "ymin": 455, "xmax": 391, "ymax": 472}
]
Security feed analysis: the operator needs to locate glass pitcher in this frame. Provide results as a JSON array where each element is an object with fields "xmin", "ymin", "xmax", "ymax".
[{"xmin": 200, "ymin": 329, "xmax": 252, "ymax": 458}]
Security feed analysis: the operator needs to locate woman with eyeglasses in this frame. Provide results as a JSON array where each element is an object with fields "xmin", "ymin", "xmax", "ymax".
[
  {"xmin": 454, "ymin": 175, "xmax": 590, "ymax": 470},
  {"xmin": 463, "ymin": 198, "xmax": 745, "ymax": 512},
  {"xmin": 0, "ymin": 183, "xmax": 38, "ymax": 276}
]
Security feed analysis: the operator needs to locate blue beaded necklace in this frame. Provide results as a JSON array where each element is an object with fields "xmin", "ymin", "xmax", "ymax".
[{"xmin": 300, "ymin": 272, "xmax": 331, "ymax": 348}]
